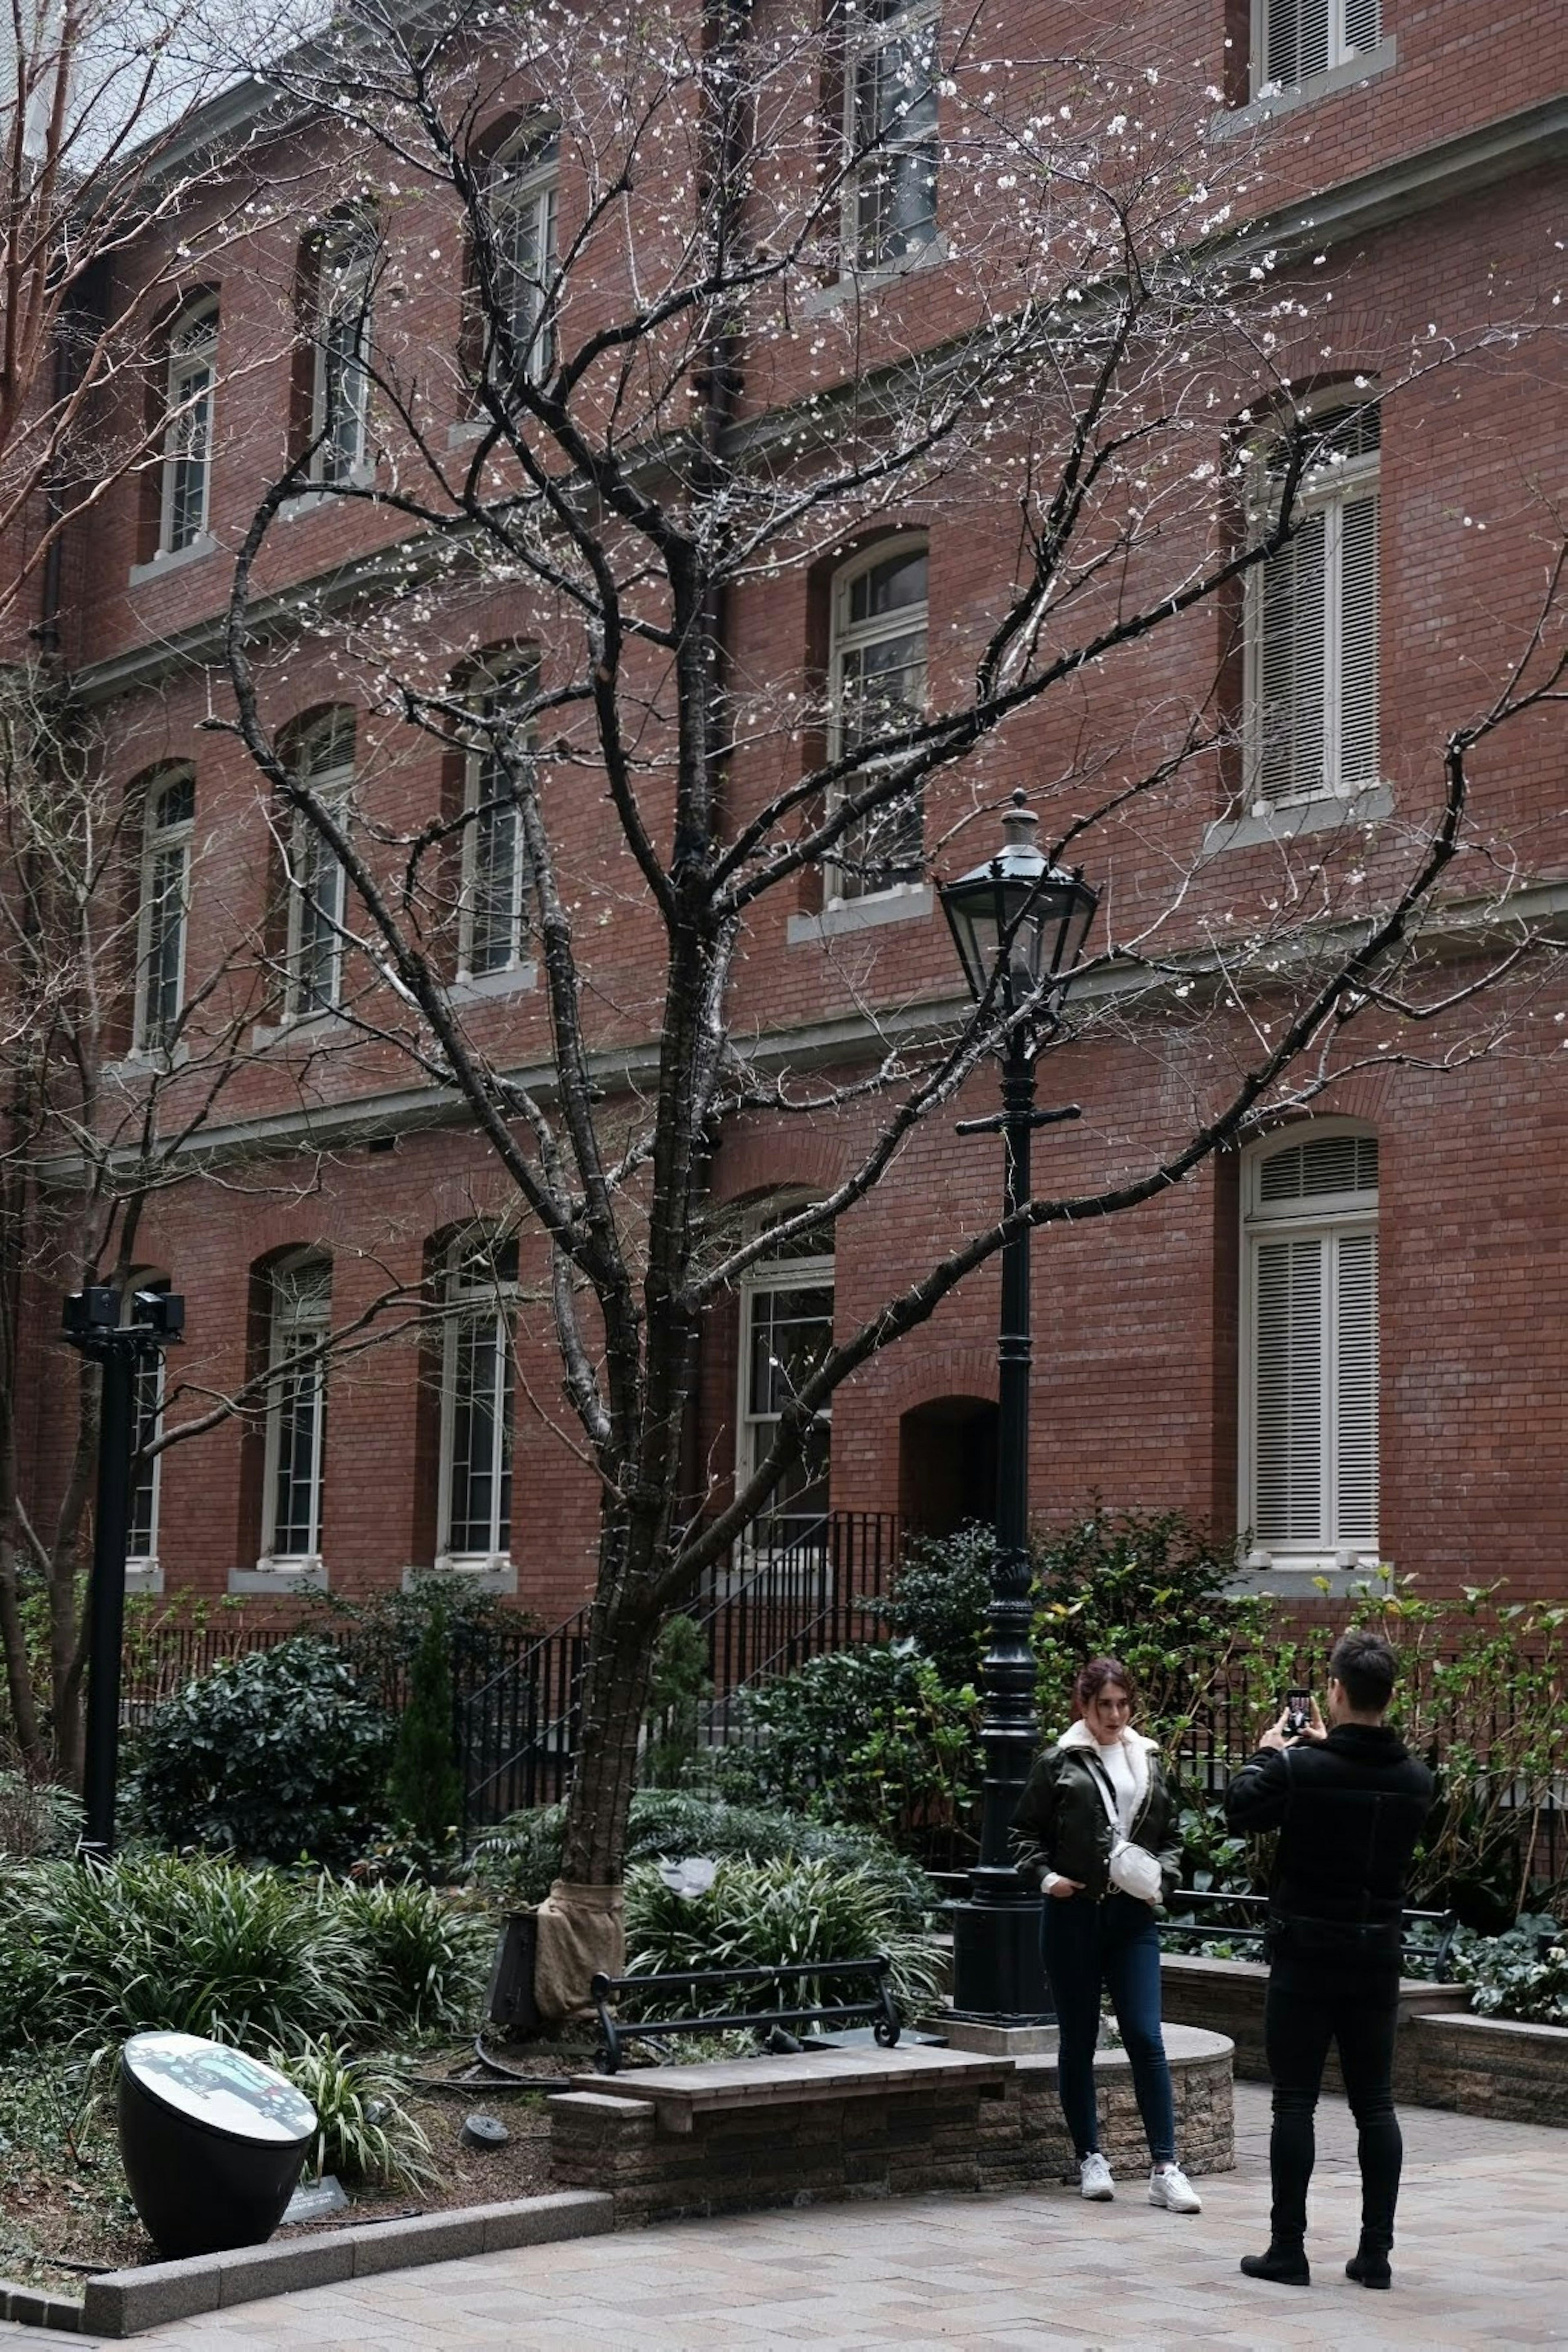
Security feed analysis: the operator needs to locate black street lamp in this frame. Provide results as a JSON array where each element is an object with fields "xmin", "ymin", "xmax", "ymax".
[
  {"xmin": 939, "ymin": 793, "xmax": 1098, "ymax": 2025},
  {"xmin": 62, "ymin": 1283, "xmax": 185, "ymax": 1863}
]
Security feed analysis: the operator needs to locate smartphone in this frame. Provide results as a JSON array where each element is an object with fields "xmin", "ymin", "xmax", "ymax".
[{"xmin": 1283, "ymin": 1688, "xmax": 1312, "ymax": 1737}]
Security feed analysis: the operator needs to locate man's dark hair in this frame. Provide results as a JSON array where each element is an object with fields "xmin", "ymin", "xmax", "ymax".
[{"xmin": 1328, "ymin": 1629, "xmax": 1397, "ymax": 1714}]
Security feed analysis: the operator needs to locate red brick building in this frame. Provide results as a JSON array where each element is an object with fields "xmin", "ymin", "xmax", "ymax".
[{"xmin": 11, "ymin": 0, "xmax": 1568, "ymax": 1635}]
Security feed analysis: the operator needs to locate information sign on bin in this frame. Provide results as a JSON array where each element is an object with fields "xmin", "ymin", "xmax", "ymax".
[{"xmin": 119, "ymin": 2032, "xmax": 318, "ymax": 2258}]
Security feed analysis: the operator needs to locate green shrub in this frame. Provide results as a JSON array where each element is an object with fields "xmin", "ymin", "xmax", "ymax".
[
  {"xmin": 129, "ymin": 1637, "xmax": 394, "ymax": 1865},
  {"xmin": 336, "ymin": 1880, "xmax": 490, "ymax": 2034},
  {"xmin": 718, "ymin": 1643, "xmax": 979, "ymax": 1846},
  {"xmin": 0, "ymin": 1768, "xmax": 81, "ymax": 1859},
  {"xmin": 622, "ymin": 1854, "xmax": 943, "ymax": 2020},
  {"xmin": 869, "ymin": 1522, "xmax": 994, "ymax": 1685},
  {"xmin": 0, "ymin": 1854, "xmax": 373, "ymax": 2050},
  {"xmin": 641, "ymin": 1614, "xmax": 713, "ymax": 1790},
  {"xmin": 385, "ymin": 1611, "xmax": 462, "ymax": 1847},
  {"xmin": 269, "ymin": 2036, "xmax": 435, "ymax": 2189},
  {"xmin": 470, "ymin": 1790, "xmax": 936, "ymax": 1928},
  {"xmin": 1452, "ymin": 1915, "xmax": 1568, "ymax": 2022}
]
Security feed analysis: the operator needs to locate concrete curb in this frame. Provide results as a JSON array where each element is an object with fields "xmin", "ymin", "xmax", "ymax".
[
  {"xmin": 75, "ymin": 2188, "xmax": 613, "ymax": 2339},
  {"xmin": 0, "ymin": 2278, "xmax": 84, "ymax": 2332}
]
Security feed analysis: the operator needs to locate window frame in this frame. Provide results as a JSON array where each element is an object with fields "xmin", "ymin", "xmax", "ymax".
[
  {"xmin": 435, "ymin": 1232, "xmax": 518, "ymax": 1574},
  {"xmin": 308, "ymin": 211, "xmax": 375, "ymax": 487},
  {"xmin": 458, "ymin": 658, "xmax": 538, "ymax": 982},
  {"xmin": 1238, "ymin": 1121, "xmax": 1380, "ymax": 1575},
  {"xmin": 1252, "ymin": 0, "xmax": 1380, "ymax": 95},
  {"xmin": 258, "ymin": 1253, "xmax": 331, "ymax": 1574},
  {"xmin": 825, "ymin": 536, "xmax": 929, "ymax": 907},
  {"xmin": 840, "ymin": 0, "xmax": 940, "ymax": 274},
  {"xmin": 133, "ymin": 768, "xmax": 194, "ymax": 1054},
  {"xmin": 125, "ymin": 1273, "xmax": 171, "ymax": 1590},
  {"xmin": 1243, "ymin": 398, "xmax": 1381, "ymax": 814},
  {"xmin": 483, "ymin": 124, "xmax": 559, "ymax": 390},
  {"xmin": 283, "ymin": 711, "xmax": 354, "ymax": 1020},
  {"xmin": 159, "ymin": 297, "xmax": 218, "ymax": 556},
  {"xmin": 735, "ymin": 1227, "xmax": 835, "ymax": 1563}
]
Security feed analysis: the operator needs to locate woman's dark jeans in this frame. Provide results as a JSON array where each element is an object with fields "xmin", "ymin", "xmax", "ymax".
[
  {"xmin": 1264, "ymin": 1948, "xmax": 1403, "ymax": 2254},
  {"xmin": 1041, "ymin": 1890, "xmax": 1175, "ymax": 2165}
]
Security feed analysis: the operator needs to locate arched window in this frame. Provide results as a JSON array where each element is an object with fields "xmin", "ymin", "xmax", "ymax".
[
  {"xmin": 1245, "ymin": 397, "xmax": 1381, "ymax": 811},
  {"xmin": 826, "ymin": 538, "xmax": 927, "ymax": 903},
  {"xmin": 736, "ymin": 1216, "xmax": 835, "ymax": 1558},
  {"xmin": 282, "ymin": 710, "xmax": 355, "ymax": 1018},
  {"xmin": 160, "ymin": 298, "xmax": 218, "ymax": 554},
  {"xmin": 134, "ymin": 768, "xmax": 194, "ymax": 1052},
  {"xmin": 459, "ymin": 655, "xmax": 538, "ymax": 980},
  {"xmin": 259, "ymin": 1252, "xmax": 331, "ymax": 1572},
  {"xmin": 307, "ymin": 208, "xmax": 376, "ymax": 485},
  {"xmin": 1241, "ymin": 1123, "xmax": 1379, "ymax": 1572},
  {"xmin": 481, "ymin": 122, "xmax": 558, "ymax": 390},
  {"xmin": 437, "ymin": 1230, "xmax": 518, "ymax": 1571}
]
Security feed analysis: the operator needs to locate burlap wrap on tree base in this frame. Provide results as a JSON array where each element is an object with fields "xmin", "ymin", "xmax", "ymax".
[{"xmin": 530, "ymin": 1878, "xmax": 626, "ymax": 2022}]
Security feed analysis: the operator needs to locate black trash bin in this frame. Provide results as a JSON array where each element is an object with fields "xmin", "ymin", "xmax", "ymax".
[{"xmin": 118, "ymin": 2032, "xmax": 318, "ymax": 2258}]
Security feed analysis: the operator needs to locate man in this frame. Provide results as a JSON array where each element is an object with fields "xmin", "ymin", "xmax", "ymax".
[{"xmin": 1225, "ymin": 1629, "xmax": 1434, "ymax": 2291}]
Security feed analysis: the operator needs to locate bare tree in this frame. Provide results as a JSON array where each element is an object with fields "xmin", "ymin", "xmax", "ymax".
[{"xmin": 194, "ymin": 0, "xmax": 1565, "ymax": 1993}]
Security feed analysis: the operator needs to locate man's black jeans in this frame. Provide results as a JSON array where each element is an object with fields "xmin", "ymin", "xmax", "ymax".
[{"xmin": 1264, "ymin": 1938, "xmax": 1402, "ymax": 2255}]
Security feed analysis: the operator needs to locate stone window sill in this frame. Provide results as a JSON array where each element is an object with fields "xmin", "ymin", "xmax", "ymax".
[
  {"xmin": 231, "ymin": 1558, "xmax": 328, "ymax": 1595},
  {"xmin": 249, "ymin": 1008, "xmax": 347, "ymax": 1051},
  {"xmin": 1211, "ymin": 37, "xmax": 1398, "ymax": 143},
  {"xmin": 420, "ymin": 1557, "xmax": 517, "ymax": 1595},
  {"xmin": 129, "ymin": 535, "xmax": 218, "ymax": 588},
  {"xmin": 787, "ymin": 883, "xmax": 933, "ymax": 945},
  {"xmin": 103, "ymin": 1043, "xmax": 191, "ymax": 1083},
  {"xmin": 449, "ymin": 960, "xmax": 539, "ymax": 1005},
  {"xmin": 125, "ymin": 1560, "xmax": 164, "ymax": 1596},
  {"xmin": 799, "ymin": 235, "xmax": 950, "ymax": 318},
  {"xmin": 1200, "ymin": 781, "xmax": 1392, "ymax": 859}
]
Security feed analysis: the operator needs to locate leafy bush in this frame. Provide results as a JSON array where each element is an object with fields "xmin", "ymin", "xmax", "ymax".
[
  {"xmin": 717, "ymin": 1643, "xmax": 979, "ymax": 1846},
  {"xmin": 0, "ymin": 1853, "xmax": 487, "ymax": 2054},
  {"xmin": 0, "ymin": 1853, "xmax": 373, "ymax": 2050},
  {"xmin": 1452, "ymin": 1915, "xmax": 1568, "ymax": 2022},
  {"xmin": 269, "ymin": 2036, "xmax": 435, "ymax": 2189},
  {"xmin": 336, "ymin": 1880, "xmax": 491, "ymax": 2034},
  {"xmin": 0, "ymin": 1768, "xmax": 81, "ymax": 1858},
  {"xmin": 622, "ymin": 1854, "xmax": 943, "ymax": 2019},
  {"xmin": 385, "ymin": 1611, "xmax": 462, "ymax": 1846},
  {"xmin": 869, "ymin": 1522, "xmax": 994, "ymax": 1686},
  {"xmin": 641, "ymin": 1614, "xmax": 713, "ymax": 1789},
  {"xmin": 129, "ymin": 1637, "xmax": 394, "ymax": 1865},
  {"xmin": 471, "ymin": 1790, "xmax": 935, "ymax": 1928}
]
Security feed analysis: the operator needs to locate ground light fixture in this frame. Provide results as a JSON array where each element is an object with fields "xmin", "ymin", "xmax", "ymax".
[{"xmin": 938, "ymin": 794, "xmax": 1099, "ymax": 2025}]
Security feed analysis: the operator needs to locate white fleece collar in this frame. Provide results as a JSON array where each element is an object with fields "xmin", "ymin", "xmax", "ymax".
[{"xmin": 1057, "ymin": 1718, "xmax": 1156, "ymax": 1805}]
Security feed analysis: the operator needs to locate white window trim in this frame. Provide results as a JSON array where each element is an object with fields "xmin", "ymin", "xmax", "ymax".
[
  {"xmin": 1250, "ymin": 0, "xmax": 1381, "ymax": 98},
  {"xmin": 309, "ymin": 213, "xmax": 374, "ymax": 488},
  {"xmin": 258, "ymin": 1254, "xmax": 330, "ymax": 1573},
  {"xmin": 840, "ymin": 0, "xmax": 940, "ymax": 276},
  {"xmin": 125, "ymin": 1275, "xmax": 169, "ymax": 1593},
  {"xmin": 435, "ymin": 1236, "xmax": 517, "ymax": 1574},
  {"xmin": 486, "ymin": 128, "xmax": 559, "ymax": 390},
  {"xmin": 457, "ymin": 661, "xmax": 537, "ymax": 983},
  {"xmin": 825, "ymin": 537, "xmax": 928, "ymax": 909},
  {"xmin": 1238, "ymin": 1120, "xmax": 1380, "ymax": 1577},
  {"xmin": 735, "ymin": 1237, "xmax": 835, "ymax": 1566},
  {"xmin": 283, "ymin": 716, "xmax": 354, "ymax": 1019},
  {"xmin": 1243, "ymin": 401, "xmax": 1381, "ymax": 815},
  {"xmin": 159, "ymin": 298, "xmax": 218, "ymax": 559},
  {"xmin": 132, "ymin": 771, "xmax": 194, "ymax": 1054}
]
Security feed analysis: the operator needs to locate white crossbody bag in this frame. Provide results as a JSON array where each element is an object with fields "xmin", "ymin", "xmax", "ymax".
[{"xmin": 1085, "ymin": 1752, "xmax": 1165, "ymax": 1906}]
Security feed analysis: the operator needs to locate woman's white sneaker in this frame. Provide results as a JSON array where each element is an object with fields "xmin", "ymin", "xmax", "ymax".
[
  {"xmin": 1079, "ymin": 2153, "xmax": 1114, "ymax": 2200},
  {"xmin": 1149, "ymin": 2162, "xmax": 1202, "ymax": 2214}
]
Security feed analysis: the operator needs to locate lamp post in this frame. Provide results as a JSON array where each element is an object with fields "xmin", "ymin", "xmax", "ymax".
[
  {"xmin": 62, "ymin": 1283, "xmax": 185, "ymax": 1863},
  {"xmin": 938, "ymin": 793, "xmax": 1098, "ymax": 2024}
]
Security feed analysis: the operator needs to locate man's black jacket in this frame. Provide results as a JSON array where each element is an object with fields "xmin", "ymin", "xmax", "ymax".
[{"xmin": 1224, "ymin": 1722, "xmax": 1434, "ymax": 1930}]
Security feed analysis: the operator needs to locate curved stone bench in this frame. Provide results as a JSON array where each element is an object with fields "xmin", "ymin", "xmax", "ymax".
[{"xmin": 549, "ymin": 2026, "xmax": 1234, "ymax": 2223}]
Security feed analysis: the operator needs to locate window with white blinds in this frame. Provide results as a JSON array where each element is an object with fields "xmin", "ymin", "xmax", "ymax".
[
  {"xmin": 1257, "ymin": 0, "xmax": 1379, "ymax": 91},
  {"xmin": 1247, "ymin": 403, "xmax": 1380, "ymax": 811},
  {"xmin": 1243, "ymin": 1128, "xmax": 1379, "ymax": 1566}
]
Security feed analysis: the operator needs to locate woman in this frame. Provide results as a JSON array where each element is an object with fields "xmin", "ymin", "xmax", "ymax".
[{"xmin": 1010, "ymin": 1655, "xmax": 1201, "ymax": 2213}]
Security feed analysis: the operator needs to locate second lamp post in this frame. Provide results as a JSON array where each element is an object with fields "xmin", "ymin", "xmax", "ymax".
[{"xmin": 939, "ymin": 794, "xmax": 1098, "ymax": 2025}]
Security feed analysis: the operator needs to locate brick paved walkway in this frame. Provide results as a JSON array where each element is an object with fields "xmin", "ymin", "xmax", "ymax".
[{"xmin": 46, "ymin": 2084, "xmax": 1568, "ymax": 2350}]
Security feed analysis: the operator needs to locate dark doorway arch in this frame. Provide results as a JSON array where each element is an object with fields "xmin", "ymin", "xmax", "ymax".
[{"xmin": 898, "ymin": 1395, "xmax": 998, "ymax": 1538}]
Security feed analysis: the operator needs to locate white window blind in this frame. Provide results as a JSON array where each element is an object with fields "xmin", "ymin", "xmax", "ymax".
[
  {"xmin": 1245, "ymin": 1129, "xmax": 1379, "ymax": 1563},
  {"xmin": 1250, "ymin": 405, "xmax": 1380, "ymax": 808},
  {"xmin": 1262, "ymin": 0, "xmax": 1379, "ymax": 89}
]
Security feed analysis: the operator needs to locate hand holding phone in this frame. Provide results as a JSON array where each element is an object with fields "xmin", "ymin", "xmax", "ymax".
[{"xmin": 1283, "ymin": 1688, "xmax": 1312, "ymax": 1737}]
